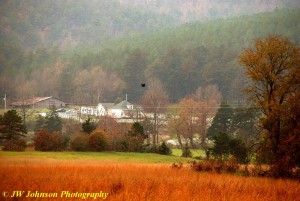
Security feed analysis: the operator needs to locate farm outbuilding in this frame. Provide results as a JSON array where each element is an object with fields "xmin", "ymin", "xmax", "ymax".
[{"xmin": 11, "ymin": 96, "xmax": 66, "ymax": 108}]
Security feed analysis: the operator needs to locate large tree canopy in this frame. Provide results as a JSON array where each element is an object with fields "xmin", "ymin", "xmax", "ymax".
[{"xmin": 239, "ymin": 35, "xmax": 300, "ymax": 178}]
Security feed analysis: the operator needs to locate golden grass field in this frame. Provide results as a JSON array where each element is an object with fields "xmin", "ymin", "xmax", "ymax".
[{"xmin": 0, "ymin": 154, "xmax": 299, "ymax": 201}]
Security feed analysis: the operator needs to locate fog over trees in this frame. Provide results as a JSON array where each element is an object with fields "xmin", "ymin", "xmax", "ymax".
[
  {"xmin": 0, "ymin": 1, "xmax": 299, "ymax": 180},
  {"xmin": 1, "ymin": 1, "xmax": 300, "ymax": 104}
]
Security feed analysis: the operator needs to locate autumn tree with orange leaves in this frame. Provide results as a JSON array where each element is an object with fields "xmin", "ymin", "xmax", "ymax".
[
  {"xmin": 169, "ymin": 85, "xmax": 221, "ymax": 151},
  {"xmin": 173, "ymin": 98, "xmax": 202, "ymax": 149},
  {"xmin": 239, "ymin": 35, "xmax": 300, "ymax": 178}
]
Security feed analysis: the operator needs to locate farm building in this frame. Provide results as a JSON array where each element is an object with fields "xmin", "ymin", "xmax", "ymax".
[
  {"xmin": 108, "ymin": 100, "xmax": 136, "ymax": 118},
  {"xmin": 11, "ymin": 96, "xmax": 66, "ymax": 108},
  {"xmin": 80, "ymin": 100, "xmax": 138, "ymax": 119}
]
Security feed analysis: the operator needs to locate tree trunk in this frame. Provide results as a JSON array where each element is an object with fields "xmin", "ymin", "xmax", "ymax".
[
  {"xmin": 154, "ymin": 113, "xmax": 158, "ymax": 145},
  {"xmin": 152, "ymin": 133, "xmax": 156, "ymax": 145},
  {"xmin": 176, "ymin": 131, "xmax": 183, "ymax": 149},
  {"xmin": 147, "ymin": 132, "xmax": 150, "ymax": 144},
  {"xmin": 189, "ymin": 136, "xmax": 195, "ymax": 148}
]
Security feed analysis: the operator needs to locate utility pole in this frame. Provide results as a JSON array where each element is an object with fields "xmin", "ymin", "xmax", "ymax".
[{"xmin": 4, "ymin": 93, "xmax": 6, "ymax": 112}]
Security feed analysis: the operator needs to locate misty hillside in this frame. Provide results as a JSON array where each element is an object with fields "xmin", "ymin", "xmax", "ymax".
[
  {"xmin": 1, "ymin": 8, "xmax": 300, "ymax": 104},
  {"xmin": 119, "ymin": 0, "xmax": 300, "ymax": 21},
  {"xmin": 0, "ymin": 0, "xmax": 176, "ymax": 50},
  {"xmin": 67, "ymin": 9, "xmax": 300, "ymax": 102},
  {"xmin": 1, "ymin": 0, "xmax": 300, "ymax": 51}
]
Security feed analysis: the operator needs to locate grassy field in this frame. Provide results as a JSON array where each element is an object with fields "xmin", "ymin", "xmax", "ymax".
[
  {"xmin": 171, "ymin": 149, "xmax": 206, "ymax": 157},
  {"xmin": 1, "ymin": 151, "xmax": 299, "ymax": 201},
  {"xmin": 0, "ymin": 151, "xmax": 194, "ymax": 164}
]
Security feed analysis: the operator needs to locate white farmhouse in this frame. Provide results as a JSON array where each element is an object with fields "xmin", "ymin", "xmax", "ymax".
[
  {"xmin": 108, "ymin": 100, "xmax": 135, "ymax": 118},
  {"xmin": 80, "ymin": 106, "xmax": 96, "ymax": 115},
  {"xmin": 80, "ymin": 100, "xmax": 137, "ymax": 119},
  {"xmin": 96, "ymin": 103, "xmax": 114, "ymax": 116}
]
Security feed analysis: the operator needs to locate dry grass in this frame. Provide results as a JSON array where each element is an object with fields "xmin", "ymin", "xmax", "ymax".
[{"xmin": 0, "ymin": 158, "xmax": 299, "ymax": 201}]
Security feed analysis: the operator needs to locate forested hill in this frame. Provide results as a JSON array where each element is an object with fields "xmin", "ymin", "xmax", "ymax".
[
  {"xmin": 0, "ymin": 8, "xmax": 300, "ymax": 104},
  {"xmin": 1, "ymin": 0, "xmax": 299, "ymax": 51},
  {"xmin": 119, "ymin": 0, "xmax": 300, "ymax": 22},
  {"xmin": 69, "ymin": 8, "xmax": 300, "ymax": 103},
  {"xmin": 0, "ymin": 0, "xmax": 176, "ymax": 50}
]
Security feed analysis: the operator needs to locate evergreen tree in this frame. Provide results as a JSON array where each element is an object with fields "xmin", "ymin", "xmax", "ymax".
[
  {"xmin": 231, "ymin": 106, "xmax": 260, "ymax": 145},
  {"xmin": 82, "ymin": 117, "xmax": 97, "ymax": 134},
  {"xmin": 126, "ymin": 122, "xmax": 147, "ymax": 152},
  {"xmin": 211, "ymin": 132, "xmax": 231, "ymax": 160},
  {"xmin": 59, "ymin": 68, "xmax": 74, "ymax": 103},
  {"xmin": 211, "ymin": 132, "xmax": 248, "ymax": 163},
  {"xmin": 207, "ymin": 103, "xmax": 234, "ymax": 138},
  {"xmin": 44, "ymin": 106, "xmax": 62, "ymax": 133},
  {"xmin": 229, "ymin": 138, "xmax": 248, "ymax": 164},
  {"xmin": 34, "ymin": 114, "xmax": 46, "ymax": 132},
  {"xmin": 0, "ymin": 110, "xmax": 27, "ymax": 140},
  {"xmin": 128, "ymin": 122, "xmax": 147, "ymax": 139}
]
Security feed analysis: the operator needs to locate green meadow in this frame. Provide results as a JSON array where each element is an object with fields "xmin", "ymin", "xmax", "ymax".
[{"xmin": 0, "ymin": 151, "xmax": 197, "ymax": 164}]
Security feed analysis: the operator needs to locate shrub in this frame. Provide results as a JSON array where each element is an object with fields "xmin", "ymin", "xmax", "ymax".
[
  {"xmin": 144, "ymin": 144, "xmax": 158, "ymax": 153},
  {"xmin": 70, "ymin": 133, "xmax": 89, "ymax": 151},
  {"xmin": 223, "ymin": 157, "xmax": 239, "ymax": 173},
  {"xmin": 34, "ymin": 130, "xmax": 67, "ymax": 151},
  {"xmin": 34, "ymin": 130, "xmax": 51, "ymax": 151},
  {"xmin": 113, "ymin": 139, "xmax": 129, "ymax": 152},
  {"xmin": 49, "ymin": 132, "xmax": 65, "ymax": 151},
  {"xmin": 191, "ymin": 159, "xmax": 222, "ymax": 173},
  {"xmin": 191, "ymin": 158, "xmax": 239, "ymax": 174},
  {"xmin": 158, "ymin": 142, "xmax": 172, "ymax": 155},
  {"xmin": 3, "ymin": 138, "xmax": 27, "ymax": 151},
  {"xmin": 88, "ymin": 130, "xmax": 108, "ymax": 151}
]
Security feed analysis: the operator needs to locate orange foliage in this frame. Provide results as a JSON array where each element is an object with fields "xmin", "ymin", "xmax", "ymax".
[
  {"xmin": 0, "ymin": 158, "xmax": 299, "ymax": 201},
  {"xmin": 239, "ymin": 35, "xmax": 300, "ymax": 177},
  {"xmin": 170, "ymin": 85, "xmax": 221, "ymax": 148}
]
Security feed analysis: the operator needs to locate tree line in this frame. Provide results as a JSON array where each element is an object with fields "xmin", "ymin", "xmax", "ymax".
[
  {"xmin": 2, "ymin": 0, "xmax": 296, "ymax": 52},
  {"xmin": 1, "ymin": 8, "xmax": 300, "ymax": 104},
  {"xmin": 3, "ymin": 34, "xmax": 299, "ymax": 179}
]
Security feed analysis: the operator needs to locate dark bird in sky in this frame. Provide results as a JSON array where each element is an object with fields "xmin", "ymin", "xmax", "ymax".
[{"xmin": 141, "ymin": 83, "xmax": 146, "ymax": 87}]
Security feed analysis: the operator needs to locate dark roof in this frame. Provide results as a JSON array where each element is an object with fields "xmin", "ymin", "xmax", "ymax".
[
  {"xmin": 111, "ymin": 100, "xmax": 133, "ymax": 110},
  {"xmin": 11, "ymin": 96, "xmax": 65, "ymax": 106},
  {"xmin": 99, "ymin": 103, "xmax": 115, "ymax": 109}
]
